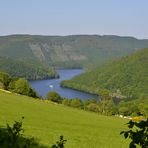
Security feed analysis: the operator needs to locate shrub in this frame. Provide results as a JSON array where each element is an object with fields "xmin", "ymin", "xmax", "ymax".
[
  {"xmin": 46, "ymin": 91, "xmax": 62, "ymax": 103},
  {"xmin": 14, "ymin": 78, "xmax": 30, "ymax": 95},
  {"xmin": 120, "ymin": 119, "xmax": 148, "ymax": 148},
  {"xmin": 62, "ymin": 99, "xmax": 71, "ymax": 106},
  {"xmin": 51, "ymin": 136, "xmax": 67, "ymax": 148},
  {"xmin": 0, "ymin": 72, "xmax": 11, "ymax": 89},
  {"xmin": 0, "ymin": 117, "xmax": 48, "ymax": 148},
  {"xmin": 0, "ymin": 117, "xmax": 67, "ymax": 148},
  {"xmin": 70, "ymin": 98, "xmax": 82, "ymax": 108},
  {"xmin": 87, "ymin": 103, "xmax": 98, "ymax": 112}
]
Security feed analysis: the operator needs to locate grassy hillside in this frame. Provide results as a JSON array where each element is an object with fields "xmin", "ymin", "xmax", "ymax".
[
  {"xmin": 61, "ymin": 48, "xmax": 148, "ymax": 99},
  {"xmin": 0, "ymin": 90, "xmax": 129, "ymax": 148},
  {"xmin": 1, "ymin": 35, "xmax": 148, "ymax": 68}
]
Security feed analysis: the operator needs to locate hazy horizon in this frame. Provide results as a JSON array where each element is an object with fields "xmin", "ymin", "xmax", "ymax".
[
  {"xmin": 0, "ymin": 33, "xmax": 148, "ymax": 40},
  {"xmin": 0, "ymin": 0, "xmax": 148, "ymax": 39}
]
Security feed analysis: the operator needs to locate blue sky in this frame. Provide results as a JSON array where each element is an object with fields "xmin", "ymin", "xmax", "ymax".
[{"xmin": 0, "ymin": 0, "xmax": 148, "ymax": 39}]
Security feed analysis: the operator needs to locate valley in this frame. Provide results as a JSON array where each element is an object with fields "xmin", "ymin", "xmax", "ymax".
[{"xmin": 1, "ymin": 35, "xmax": 148, "ymax": 80}]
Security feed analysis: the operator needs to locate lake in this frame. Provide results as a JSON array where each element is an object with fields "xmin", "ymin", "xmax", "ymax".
[{"xmin": 29, "ymin": 69, "xmax": 98, "ymax": 100}]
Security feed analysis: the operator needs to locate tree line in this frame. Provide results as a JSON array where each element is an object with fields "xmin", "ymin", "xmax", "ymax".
[
  {"xmin": 0, "ymin": 72, "xmax": 39, "ymax": 98},
  {"xmin": 1, "ymin": 70, "xmax": 147, "ymax": 117},
  {"xmin": 45, "ymin": 90, "xmax": 148, "ymax": 117},
  {"xmin": 0, "ymin": 57, "xmax": 59, "ymax": 80}
]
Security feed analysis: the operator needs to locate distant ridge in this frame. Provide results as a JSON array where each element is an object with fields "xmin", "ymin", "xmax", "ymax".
[
  {"xmin": 0, "ymin": 34, "xmax": 148, "ymax": 79},
  {"xmin": 0, "ymin": 34, "xmax": 148, "ymax": 67}
]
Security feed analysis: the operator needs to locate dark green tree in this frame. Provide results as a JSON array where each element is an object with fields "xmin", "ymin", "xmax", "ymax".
[
  {"xmin": 99, "ymin": 89, "xmax": 111, "ymax": 114},
  {"xmin": 14, "ymin": 78, "xmax": 30, "ymax": 95},
  {"xmin": 0, "ymin": 72, "xmax": 11, "ymax": 90}
]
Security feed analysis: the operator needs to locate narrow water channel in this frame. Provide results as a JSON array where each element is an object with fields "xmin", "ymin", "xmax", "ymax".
[{"xmin": 29, "ymin": 69, "xmax": 98, "ymax": 100}]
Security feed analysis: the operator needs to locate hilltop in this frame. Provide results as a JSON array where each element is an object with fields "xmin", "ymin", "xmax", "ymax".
[
  {"xmin": 0, "ymin": 35, "xmax": 148, "ymax": 79},
  {"xmin": 1, "ymin": 35, "xmax": 148, "ymax": 67},
  {"xmin": 61, "ymin": 48, "xmax": 148, "ymax": 99}
]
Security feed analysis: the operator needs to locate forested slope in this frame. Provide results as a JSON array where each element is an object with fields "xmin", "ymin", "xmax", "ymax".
[
  {"xmin": 61, "ymin": 48, "xmax": 148, "ymax": 99},
  {"xmin": 0, "ymin": 57, "xmax": 58, "ymax": 80},
  {"xmin": 1, "ymin": 35, "xmax": 148, "ymax": 68},
  {"xmin": 1, "ymin": 34, "xmax": 148, "ymax": 79}
]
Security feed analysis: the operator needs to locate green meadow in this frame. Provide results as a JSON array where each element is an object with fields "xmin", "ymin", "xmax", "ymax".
[{"xmin": 0, "ymin": 90, "xmax": 129, "ymax": 148}]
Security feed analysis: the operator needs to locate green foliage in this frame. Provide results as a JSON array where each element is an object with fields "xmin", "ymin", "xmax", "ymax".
[
  {"xmin": 8, "ymin": 78, "xmax": 17, "ymax": 91},
  {"xmin": 61, "ymin": 48, "xmax": 148, "ymax": 100},
  {"xmin": 13, "ymin": 78, "xmax": 39, "ymax": 98},
  {"xmin": 98, "ymin": 99, "xmax": 116, "ymax": 115},
  {"xmin": 87, "ymin": 103, "xmax": 99, "ymax": 112},
  {"xmin": 3, "ymin": 117, "xmax": 24, "ymax": 147},
  {"xmin": 14, "ymin": 78, "xmax": 30, "ymax": 95},
  {"xmin": 62, "ymin": 98, "xmax": 83, "ymax": 109},
  {"xmin": 0, "ymin": 72, "xmax": 11, "ymax": 89},
  {"xmin": 46, "ymin": 91, "xmax": 62, "ymax": 103},
  {"xmin": 118, "ymin": 98, "xmax": 148, "ymax": 117},
  {"xmin": 61, "ymin": 96, "xmax": 116, "ymax": 115},
  {"xmin": 0, "ymin": 57, "xmax": 58, "ymax": 80},
  {"xmin": 70, "ymin": 98, "xmax": 82, "ymax": 108},
  {"xmin": 0, "ymin": 71, "xmax": 39, "ymax": 98},
  {"xmin": 62, "ymin": 99, "xmax": 71, "ymax": 106},
  {"xmin": 138, "ymin": 100, "xmax": 148, "ymax": 117},
  {"xmin": 51, "ymin": 136, "xmax": 67, "ymax": 148},
  {"xmin": 0, "ymin": 117, "xmax": 47, "ymax": 148},
  {"xmin": 28, "ymin": 88, "xmax": 40, "ymax": 98},
  {"xmin": 61, "ymin": 89, "xmax": 147, "ymax": 117},
  {"xmin": 120, "ymin": 119, "xmax": 148, "ymax": 148}
]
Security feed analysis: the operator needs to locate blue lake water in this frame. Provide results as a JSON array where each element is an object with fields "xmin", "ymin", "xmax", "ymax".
[{"xmin": 29, "ymin": 69, "xmax": 98, "ymax": 100}]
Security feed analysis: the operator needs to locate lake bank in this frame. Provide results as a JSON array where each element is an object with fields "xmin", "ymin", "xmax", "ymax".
[{"xmin": 29, "ymin": 69, "xmax": 98, "ymax": 100}]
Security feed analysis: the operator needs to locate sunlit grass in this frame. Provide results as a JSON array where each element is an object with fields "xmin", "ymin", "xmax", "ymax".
[{"xmin": 0, "ymin": 90, "xmax": 129, "ymax": 148}]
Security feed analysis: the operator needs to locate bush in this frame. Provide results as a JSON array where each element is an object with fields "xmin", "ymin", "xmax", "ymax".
[
  {"xmin": 87, "ymin": 103, "xmax": 98, "ymax": 112},
  {"xmin": 70, "ymin": 98, "xmax": 82, "ymax": 108},
  {"xmin": 0, "ymin": 72, "xmax": 11, "ymax": 89},
  {"xmin": 8, "ymin": 78, "xmax": 39, "ymax": 98},
  {"xmin": 0, "ymin": 117, "xmax": 47, "ymax": 148},
  {"xmin": 51, "ymin": 136, "xmax": 67, "ymax": 148},
  {"xmin": 14, "ymin": 78, "xmax": 30, "ymax": 95},
  {"xmin": 120, "ymin": 119, "xmax": 148, "ymax": 148},
  {"xmin": 62, "ymin": 99, "xmax": 71, "ymax": 106},
  {"xmin": 28, "ymin": 88, "xmax": 40, "ymax": 98},
  {"xmin": 46, "ymin": 91, "xmax": 62, "ymax": 103}
]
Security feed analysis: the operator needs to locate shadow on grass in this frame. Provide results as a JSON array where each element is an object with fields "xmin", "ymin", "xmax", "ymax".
[
  {"xmin": 0, "ymin": 117, "xmax": 67, "ymax": 148},
  {"xmin": 0, "ymin": 127, "xmax": 48, "ymax": 148},
  {"xmin": 0, "ymin": 117, "xmax": 48, "ymax": 148}
]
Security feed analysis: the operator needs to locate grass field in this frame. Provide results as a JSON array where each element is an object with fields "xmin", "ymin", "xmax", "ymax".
[{"xmin": 0, "ymin": 90, "xmax": 129, "ymax": 148}]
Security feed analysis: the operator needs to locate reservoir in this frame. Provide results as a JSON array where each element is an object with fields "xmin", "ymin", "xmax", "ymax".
[{"xmin": 29, "ymin": 69, "xmax": 98, "ymax": 100}]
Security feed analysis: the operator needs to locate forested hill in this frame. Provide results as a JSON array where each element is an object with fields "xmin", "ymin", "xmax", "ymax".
[
  {"xmin": 61, "ymin": 48, "xmax": 148, "ymax": 99},
  {"xmin": 0, "ymin": 57, "xmax": 58, "ymax": 80},
  {"xmin": 1, "ymin": 35, "xmax": 148, "ymax": 68}
]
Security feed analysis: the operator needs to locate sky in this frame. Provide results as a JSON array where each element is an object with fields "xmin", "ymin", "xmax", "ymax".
[{"xmin": 0, "ymin": 0, "xmax": 148, "ymax": 39}]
